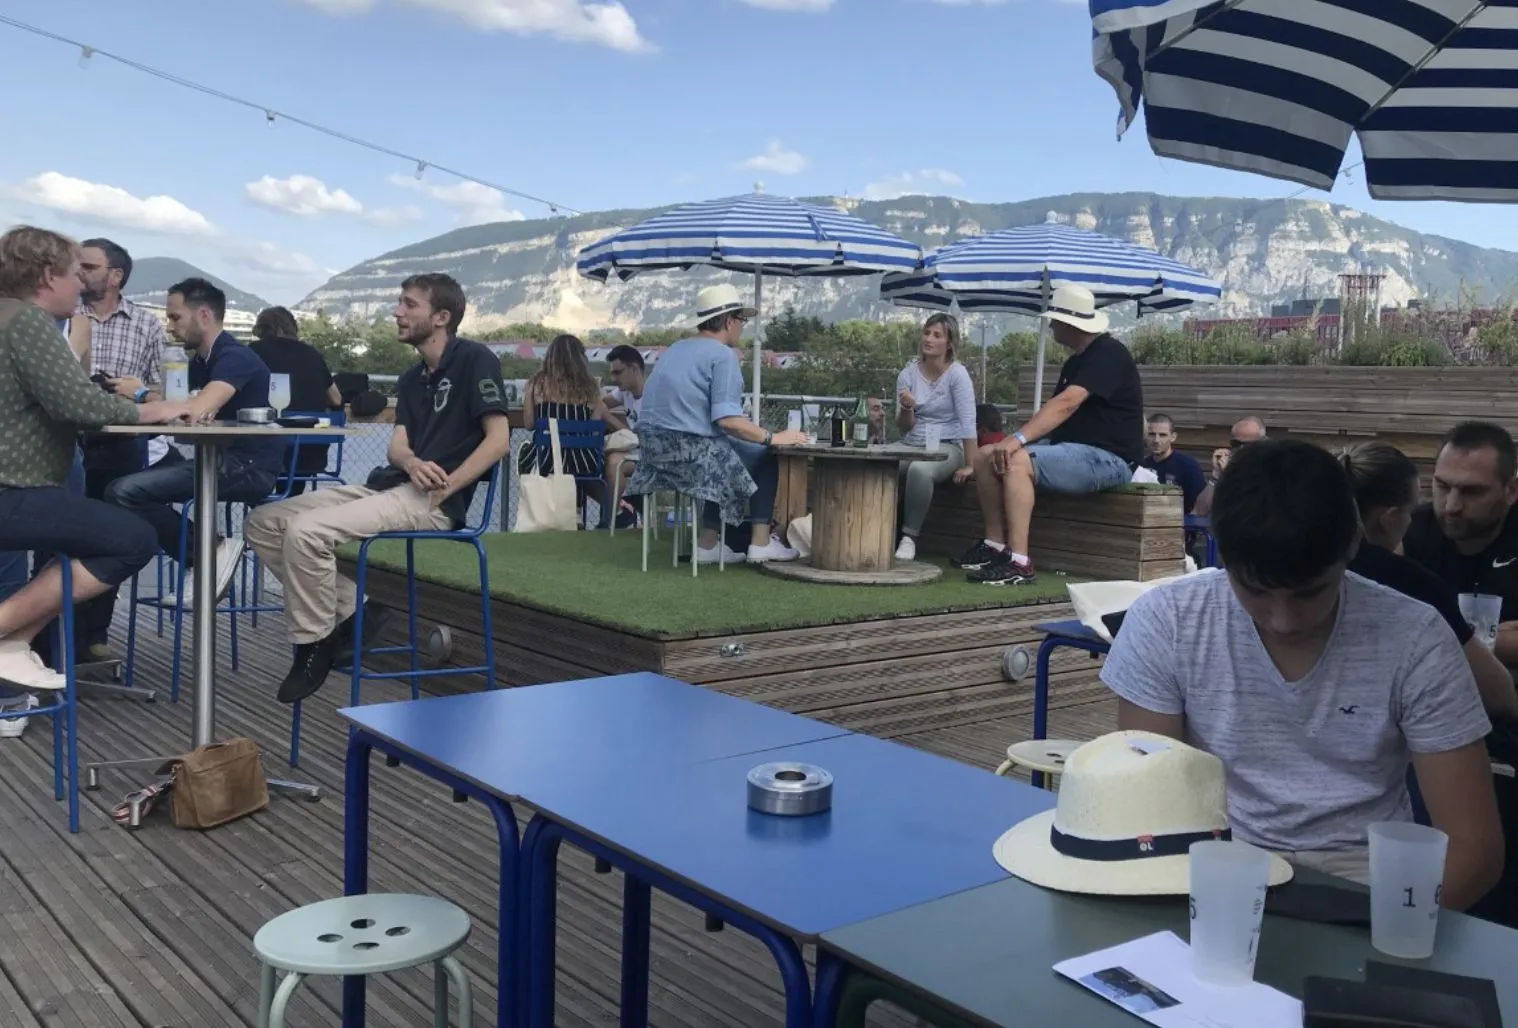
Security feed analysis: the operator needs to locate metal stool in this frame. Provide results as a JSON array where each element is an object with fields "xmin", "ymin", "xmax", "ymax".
[
  {"xmin": 995, "ymin": 739, "xmax": 1080, "ymax": 787},
  {"xmin": 253, "ymin": 893, "xmax": 473, "ymax": 1028}
]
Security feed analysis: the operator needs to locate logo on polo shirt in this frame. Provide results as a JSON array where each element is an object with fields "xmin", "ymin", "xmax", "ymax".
[
  {"xmin": 479, "ymin": 379, "xmax": 501, "ymax": 405},
  {"xmin": 1494, "ymin": 557, "xmax": 1517, "ymax": 569},
  {"xmin": 434, "ymin": 377, "xmax": 453, "ymax": 413}
]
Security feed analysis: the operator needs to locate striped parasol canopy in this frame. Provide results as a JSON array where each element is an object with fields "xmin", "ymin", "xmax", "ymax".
[
  {"xmin": 1091, "ymin": 0, "xmax": 1518, "ymax": 202},
  {"xmin": 879, "ymin": 215, "xmax": 1221, "ymax": 409}
]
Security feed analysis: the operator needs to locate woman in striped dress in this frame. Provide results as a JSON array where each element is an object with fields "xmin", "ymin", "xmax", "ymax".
[{"xmin": 517, "ymin": 334, "xmax": 609, "ymax": 478}]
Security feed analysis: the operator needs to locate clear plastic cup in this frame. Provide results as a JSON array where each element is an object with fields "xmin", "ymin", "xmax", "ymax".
[
  {"xmin": 1188, "ymin": 840, "xmax": 1272, "ymax": 986},
  {"xmin": 1458, "ymin": 594, "xmax": 1501, "ymax": 651},
  {"xmin": 1369, "ymin": 822, "xmax": 1447, "ymax": 958},
  {"xmin": 786, "ymin": 409, "xmax": 802, "ymax": 433},
  {"xmin": 163, "ymin": 365, "xmax": 189, "ymax": 403},
  {"xmin": 924, "ymin": 424, "xmax": 942, "ymax": 453}
]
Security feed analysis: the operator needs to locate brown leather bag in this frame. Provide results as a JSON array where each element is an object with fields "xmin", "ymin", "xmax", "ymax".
[{"xmin": 164, "ymin": 738, "xmax": 269, "ymax": 829}]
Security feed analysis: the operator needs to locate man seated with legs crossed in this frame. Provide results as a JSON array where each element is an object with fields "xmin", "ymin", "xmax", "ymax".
[
  {"xmin": 1102, "ymin": 438, "xmax": 1504, "ymax": 909},
  {"xmin": 0, "ymin": 226, "xmax": 187, "ymax": 688},
  {"xmin": 958, "ymin": 284, "xmax": 1143, "ymax": 585},
  {"xmin": 246, "ymin": 274, "xmax": 511, "ymax": 703}
]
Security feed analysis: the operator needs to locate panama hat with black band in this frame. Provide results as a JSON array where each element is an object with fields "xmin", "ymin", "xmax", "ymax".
[
  {"xmin": 1040, "ymin": 283, "xmax": 1111, "ymax": 335},
  {"xmin": 694, "ymin": 283, "xmax": 758, "ymax": 327}
]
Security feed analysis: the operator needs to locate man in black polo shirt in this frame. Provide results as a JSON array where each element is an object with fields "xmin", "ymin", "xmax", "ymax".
[
  {"xmin": 959, "ymin": 284, "xmax": 1143, "ymax": 585},
  {"xmin": 106, "ymin": 277, "xmax": 283, "ymax": 609},
  {"xmin": 1404, "ymin": 421, "xmax": 1518, "ymax": 669},
  {"xmin": 245, "ymin": 273, "xmax": 510, "ymax": 703}
]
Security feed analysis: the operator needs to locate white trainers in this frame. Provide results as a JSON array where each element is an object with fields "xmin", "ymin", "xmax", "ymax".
[
  {"xmin": 0, "ymin": 640, "xmax": 67, "ymax": 691},
  {"xmin": 695, "ymin": 543, "xmax": 747, "ymax": 566},
  {"xmin": 747, "ymin": 538, "xmax": 800, "ymax": 564},
  {"xmin": 894, "ymin": 535, "xmax": 917, "ymax": 561},
  {"xmin": 0, "ymin": 693, "xmax": 38, "ymax": 738},
  {"xmin": 176, "ymin": 536, "xmax": 246, "ymax": 611}
]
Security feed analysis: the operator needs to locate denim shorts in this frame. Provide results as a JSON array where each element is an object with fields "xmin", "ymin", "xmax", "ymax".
[{"xmin": 1028, "ymin": 441, "xmax": 1133, "ymax": 493}]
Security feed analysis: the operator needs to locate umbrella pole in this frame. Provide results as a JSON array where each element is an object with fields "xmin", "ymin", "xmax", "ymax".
[
  {"xmin": 1032, "ymin": 275, "xmax": 1052, "ymax": 414},
  {"xmin": 752, "ymin": 272, "xmax": 764, "ymax": 418},
  {"xmin": 979, "ymin": 318, "xmax": 988, "ymax": 402}
]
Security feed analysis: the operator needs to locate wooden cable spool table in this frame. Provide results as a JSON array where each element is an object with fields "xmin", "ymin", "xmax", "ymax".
[{"xmin": 764, "ymin": 443, "xmax": 948, "ymax": 586}]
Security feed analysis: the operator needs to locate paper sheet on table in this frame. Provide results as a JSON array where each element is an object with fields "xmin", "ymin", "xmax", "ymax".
[{"xmin": 1054, "ymin": 931, "xmax": 1300, "ymax": 1027}]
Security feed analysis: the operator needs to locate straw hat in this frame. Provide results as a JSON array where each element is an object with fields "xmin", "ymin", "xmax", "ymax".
[
  {"xmin": 694, "ymin": 283, "xmax": 757, "ymax": 326},
  {"xmin": 993, "ymin": 730, "xmax": 1294, "ymax": 896},
  {"xmin": 1040, "ymin": 284, "xmax": 1110, "ymax": 335}
]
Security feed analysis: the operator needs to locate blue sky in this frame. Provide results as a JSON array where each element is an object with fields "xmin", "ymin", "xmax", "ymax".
[{"xmin": 3, "ymin": 0, "xmax": 1517, "ymax": 306}]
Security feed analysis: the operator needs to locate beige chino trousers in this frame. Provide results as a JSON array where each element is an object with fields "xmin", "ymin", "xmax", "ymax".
[{"xmin": 245, "ymin": 483, "xmax": 451, "ymax": 645}]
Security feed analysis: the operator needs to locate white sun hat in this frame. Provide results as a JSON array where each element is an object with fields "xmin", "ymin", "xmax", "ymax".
[
  {"xmin": 1039, "ymin": 283, "xmax": 1111, "ymax": 335},
  {"xmin": 693, "ymin": 283, "xmax": 758, "ymax": 326},
  {"xmin": 993, "ymin": 730, "xmax": 1294, "ymax": 896}
]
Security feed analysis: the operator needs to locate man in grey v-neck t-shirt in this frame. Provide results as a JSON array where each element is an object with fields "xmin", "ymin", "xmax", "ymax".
[{"xmin": 1102, "ymin": 439, "xmax": 1503, "ymax": 909}]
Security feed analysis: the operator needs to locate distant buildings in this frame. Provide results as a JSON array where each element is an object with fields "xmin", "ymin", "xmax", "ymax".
[{"xmin": 482, "ymin": 340, "xmax": 804, "ymax": 368}]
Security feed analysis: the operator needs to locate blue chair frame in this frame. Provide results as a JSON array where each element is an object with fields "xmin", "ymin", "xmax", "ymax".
[
  {"xmin": 1030, "ymin": 619, "xmax": 1111, "ymax": 789},
  {"xmin": 286, "ymin": 464, "xmax": 502, "ymax": 767},
  {"xmin": 526, "ymin": 417, "xmax": 607, "ymax": 529},
  {"xmin": 1185, "ymin": 513, "xmax": 1218, "ymax": 568},
  {"xmin": 1, "ymin": 557, "xmax": 82, "ymax": 832}
]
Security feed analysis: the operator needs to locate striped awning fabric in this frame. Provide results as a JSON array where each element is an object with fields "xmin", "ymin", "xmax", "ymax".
[
  {"xmin": 1092, "ymin": 0, "xmax": 1518, "ymax": 202},
  {"xmin": 576, "ymin": 192, "xmax": 922, "ymax": 281},
  {"xmin": 878, "ymin": 220, "xmax": 1222, "ymax": 316}
]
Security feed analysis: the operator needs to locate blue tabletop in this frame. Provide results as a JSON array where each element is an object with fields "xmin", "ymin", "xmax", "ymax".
[
  {"xmin": 523, "ymin": 732, "xmax": 1054, "ymax": 940},
  {"xmin": 339, "ymin": 673, "xmax": 851, "ymax": 802}
]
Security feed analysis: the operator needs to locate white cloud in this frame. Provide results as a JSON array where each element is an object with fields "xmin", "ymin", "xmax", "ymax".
[
  {"xmin": 739, "ymin": 0, "xmax": 834, "ymax": 10},
  {"xmin": 365, "ymin": 204, "xmax": 426, "ymax": 227},
  {"xmin": 740, "ymin": 140, "xmax": 809, "ymax": 176},
  {"xmin": 246, "ymin": 174, "xmax": 363, "ymax": 217},
  {"xmin": 388, "ymin": 174, "xmax": 524, "ymax": 225},
  {"xmin": 861, "ymin": 168, "xmax": 965, "ymax": 200},
  {"xmin": 227, "ymin": 241, "xmax": 335, "ymax": 280},
  {"xmin": 5, "ymin": 171, "xmax": 215, "ymax": 235},
  {"xmin": 295, "ymin": 0, "xmax": 649, "ymax": 51}
]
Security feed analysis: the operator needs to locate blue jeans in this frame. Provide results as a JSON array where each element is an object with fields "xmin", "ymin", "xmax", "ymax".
[
  {"xmin": 105, "ymin": 455, "xmax": 277, "ymax": 562},
  {"xmin": 702, "ymin": 438, "xmax": 778, "ymax": 531},
  {"xmin": 1028, "ymin": 441, "xmax": 1133, "ymax": 493}
]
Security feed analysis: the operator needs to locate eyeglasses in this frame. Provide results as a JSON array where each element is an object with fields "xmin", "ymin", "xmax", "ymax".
[{"xmin": 1229, "ymin": 438, "xmax": 1249, "ymax": 450}]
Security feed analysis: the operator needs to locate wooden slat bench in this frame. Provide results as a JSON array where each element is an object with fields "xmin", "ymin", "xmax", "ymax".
[{"xmin": 918, "ymin": 484, "xmax": 1187, "ymax": 581}]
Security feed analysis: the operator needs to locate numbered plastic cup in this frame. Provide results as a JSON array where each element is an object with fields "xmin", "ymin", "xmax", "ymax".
[
  {"xmin": 1458, "ymin": 594, "xmax": 1501, "ymax": 651},
  {"xmin": 269, "ymin": 373, "xmax": 292, "ymax": 416},
  {"xmin": 786, "ymin": 409, "xmax": 803, "ymax": 433},
  {"xmin": 1188, "ymin": 840, "xmax": 1272, "ymax": 986},
  {"xmin": 163, "ymin": 365, "xmax": 189, "ymax": 403},
  {"xmin": 1369, "ymin": 822, "xmax": 1447, "ymax": 958},
  {"xmin": 924, "ymin": 424, "xmax": 942, "ymax": 453}
]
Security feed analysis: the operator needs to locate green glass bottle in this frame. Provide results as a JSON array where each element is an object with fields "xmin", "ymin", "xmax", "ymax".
[{"xmin": 852, "ymin": 394, "xmax": 870, "ymax": 447}]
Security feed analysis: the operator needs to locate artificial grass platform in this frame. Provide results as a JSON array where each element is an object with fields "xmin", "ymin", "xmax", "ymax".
[{"xmin": 339, "ymin": 531, "xmax": 1073, "ymax": 639}]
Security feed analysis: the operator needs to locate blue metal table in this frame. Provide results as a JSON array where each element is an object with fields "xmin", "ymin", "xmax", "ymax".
[
  {"xmin": 1029, "ymin": 620, "xmax": 1110, "ymax": 787},
  {"xmin": 340, "ymin": 673, "xmax": 851, "ymax": 1028},
  {"xmin": 517, "ymin": 731, "xmax": 1056, "ymax": 1028}
]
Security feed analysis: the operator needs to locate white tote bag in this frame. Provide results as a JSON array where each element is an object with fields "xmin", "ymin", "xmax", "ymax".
[{"xmin": 515, "ymin": 419, "xmax": 580, "ymax": 533}]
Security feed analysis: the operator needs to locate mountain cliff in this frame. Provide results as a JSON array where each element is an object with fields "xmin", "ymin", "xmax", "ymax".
[
  {"xmin": 297, "ymin": 192, "xmax": 1518, "ymax": 333},
  {"xmin": 126, "ymin": 257, "xmax": 270, "ymax": 311}
]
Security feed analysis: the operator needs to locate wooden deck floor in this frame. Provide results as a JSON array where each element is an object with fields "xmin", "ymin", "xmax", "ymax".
[{"xmin": 0, "ymin": 606, "xmax": 1116, "ymax": 1027}]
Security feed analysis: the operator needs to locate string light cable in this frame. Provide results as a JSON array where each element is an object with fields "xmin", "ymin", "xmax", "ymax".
[{"xmin": 0, "ymin": 13, "xmax": 579, "ymax": 217}]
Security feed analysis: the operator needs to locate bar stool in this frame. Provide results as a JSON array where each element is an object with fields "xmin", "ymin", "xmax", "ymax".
[{"xmin": 253, "ymin": 894, "xmax": 472, "ymax": 1028}]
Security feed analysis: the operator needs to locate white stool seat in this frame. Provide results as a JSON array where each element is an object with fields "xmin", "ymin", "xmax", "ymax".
[
  {"xmin": 254, "ymin": 894, "xmax": 470, "ymax": 977},
  {"xmin": 1004, "ymin": 739, "xmax": 1080, "ymax": 776}
]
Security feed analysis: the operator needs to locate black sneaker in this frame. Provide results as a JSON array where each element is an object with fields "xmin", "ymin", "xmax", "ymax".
[
  {"xmin": 332, "ymin": 602, "xmax": 397, "ymax": 668},
  {"xmin": 953, "ymin": 540, "xmax": 1003, "ymax": 570},
  {"xmin": 967, "ymin": 551, "xmax": 1038, "ymax": 586},
  {"xmin": 614, "ymin": 502, "xmax": 639, "ymax": 530},
  {"xmin": 277, "ymin": 640, "xmax": 336, "ymax": 704}
]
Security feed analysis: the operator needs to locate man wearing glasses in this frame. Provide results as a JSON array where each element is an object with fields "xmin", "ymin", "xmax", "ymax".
[{"xmin": 1194, "ymin": 415, "xmax": 1267, "ymax": 517}]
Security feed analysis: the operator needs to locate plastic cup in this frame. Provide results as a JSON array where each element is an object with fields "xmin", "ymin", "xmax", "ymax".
[
  {"xmin": 1188, "ymin": 840, "xmax": 1272, "ymax": 986},
  {"xmin": 1458, "ymin": 594, "xmax": 1501, "ymax": 651},
  {"xmin": 924, "ymin": 424, "xmax": 942, "ymax": 453},
  {"xmin": 164, "ymin": 365, "xmax": 189, "ymax": 403},
  {"xmin": 1369, "ymin": 822, "xmax": 1447, "ymax": 958}
]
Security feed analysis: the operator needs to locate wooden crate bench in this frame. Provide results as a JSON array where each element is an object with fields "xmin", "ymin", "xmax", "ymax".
[{"xmin": 918, "ymin": 483, "xmax": 1187, "ymax": 581}]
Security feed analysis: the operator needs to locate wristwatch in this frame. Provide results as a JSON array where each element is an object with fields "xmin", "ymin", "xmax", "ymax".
[{"xmin": 134, "ymin": 386, "xmax": 150, "ymax": 403}]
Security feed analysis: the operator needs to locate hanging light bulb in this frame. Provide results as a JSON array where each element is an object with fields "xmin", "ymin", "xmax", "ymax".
[
  {"xmin": 549, "ymin": 204, "xmax": 558, "ymax": 216},
  {"xmin": 265, "ymin": 110, "xmax": 276, "ymax": 129},
  {"xmin": 77, "ymin": 45, "xmax": 94, "ymax": 69},
  {"xmin": 414, "ymin": 160, "xmax": 427, "ymax": 180}
]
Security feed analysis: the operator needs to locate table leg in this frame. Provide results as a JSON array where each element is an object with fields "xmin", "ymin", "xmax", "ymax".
[
  {"xmin": 811, "ymin": 460, "xmax": 896, "ymax": 573},
  {"xmin": 343, "ymin": 731, "xmax": 373, "ymax": 1028},
  {"xmin": 620, "ymin": 876, "xmax": 651, "ymax": 1028},
  {"xmin": 810, "ymin": 950, "xmax": 847, "ymax": 1028},
  {"xmin": 190, "ymin": 439, "xmax": 219, "ymax": 748}
]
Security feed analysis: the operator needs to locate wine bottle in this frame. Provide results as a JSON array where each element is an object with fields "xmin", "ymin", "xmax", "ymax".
[
  {"xmin": 852, "ymin": 394, "xmax": 870, "ymax": 447},
  {"xmin": 829, "ymin": 405, "xmax": 846, "ymax": 447}
]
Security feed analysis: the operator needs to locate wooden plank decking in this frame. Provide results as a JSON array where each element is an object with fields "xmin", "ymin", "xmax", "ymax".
[{"xmin": 0, "ymin": 606, "xmax": 1115, "ymax": 1027}]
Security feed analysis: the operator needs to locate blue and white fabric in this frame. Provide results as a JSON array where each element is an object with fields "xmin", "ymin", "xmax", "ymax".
[
  {"xmin": 1091, "ymin": 0, "xmax": 1518, "ymax": 202},
  {"xmin": 879, "ymin": 220, "xmax": 1221, "ymax": 315},
  {"xmin": 577, "ymin": 192, "xmax": 921, "ymax": 281}
]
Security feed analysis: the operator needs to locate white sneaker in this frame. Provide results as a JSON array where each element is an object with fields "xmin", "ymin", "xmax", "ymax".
[
  {"xmin": 695, "ymin": 544, "xmax": 747, "ymax": 566},
  {"xmin": 0, "ymin": 693, "xmax": 38, "ymax": 738},
  {"xmin": 747, "ymin": 538, "xmax": 800, "ymax": 564},
  {"xmin": 177, "ymin": 536, "xmax": 245, "ymax": 612},
  {"xmin": 0, "ymin": 640, "xmax": 67, "ymax": 691},
  {"xmin": 894, "ymin": 536, "xmax": 917, "ymax": 561}
]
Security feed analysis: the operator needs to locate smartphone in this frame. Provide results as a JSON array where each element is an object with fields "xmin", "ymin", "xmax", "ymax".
[{"xmin": 90, "ymin": 372, "xmax": 116, "ymax": 393}]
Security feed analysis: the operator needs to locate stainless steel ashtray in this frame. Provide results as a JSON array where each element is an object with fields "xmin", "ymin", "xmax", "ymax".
[
  {"xmin": 746, "ymin": 762, "xmax": 833, "ymax": 816},
  {"xmin": 237, "ymin": 407, "xmax": 276, "ymax": 424}
]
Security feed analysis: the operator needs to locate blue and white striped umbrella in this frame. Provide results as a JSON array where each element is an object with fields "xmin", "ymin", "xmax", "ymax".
[
  {"xmin": 1091, "ymin": 0, "xmax": 1518, "ymax": 202},
  {"xmin": 576, "ymin": 192, "xmax": 921, "ymax": 281},
  {"xmin": 879, "ymin": 216, "xmax": 1221, "ymax": 409},
  {"xmin": 578, "ymin": 191, "xmax": 921, "ymax": 407}
]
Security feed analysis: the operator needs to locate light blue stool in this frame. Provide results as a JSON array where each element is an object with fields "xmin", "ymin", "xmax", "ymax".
[{"xmin": 253, "ymin": 893, "xmax": 472, "ymax": 1028}]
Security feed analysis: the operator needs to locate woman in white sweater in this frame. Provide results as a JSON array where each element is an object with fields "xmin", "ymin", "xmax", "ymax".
[{"xmin": 893, "ymin": 313, "xmax": 979, "ymax": 561}]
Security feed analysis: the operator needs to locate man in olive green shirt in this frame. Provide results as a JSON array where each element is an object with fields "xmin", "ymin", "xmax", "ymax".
[{"xmin": 0, "ymin": 226, "xmax": 187, "ymax": 691}]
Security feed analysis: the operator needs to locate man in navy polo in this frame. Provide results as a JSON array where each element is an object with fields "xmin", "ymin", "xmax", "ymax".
[{"xmin": 106, "ymin": 278, "xmax": 282, "ymax": 608}]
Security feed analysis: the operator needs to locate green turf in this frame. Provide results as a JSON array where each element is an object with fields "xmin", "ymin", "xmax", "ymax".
[{"xmin": 340, "ymin": 531, "xmax": 1072, "ymax": 639}]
